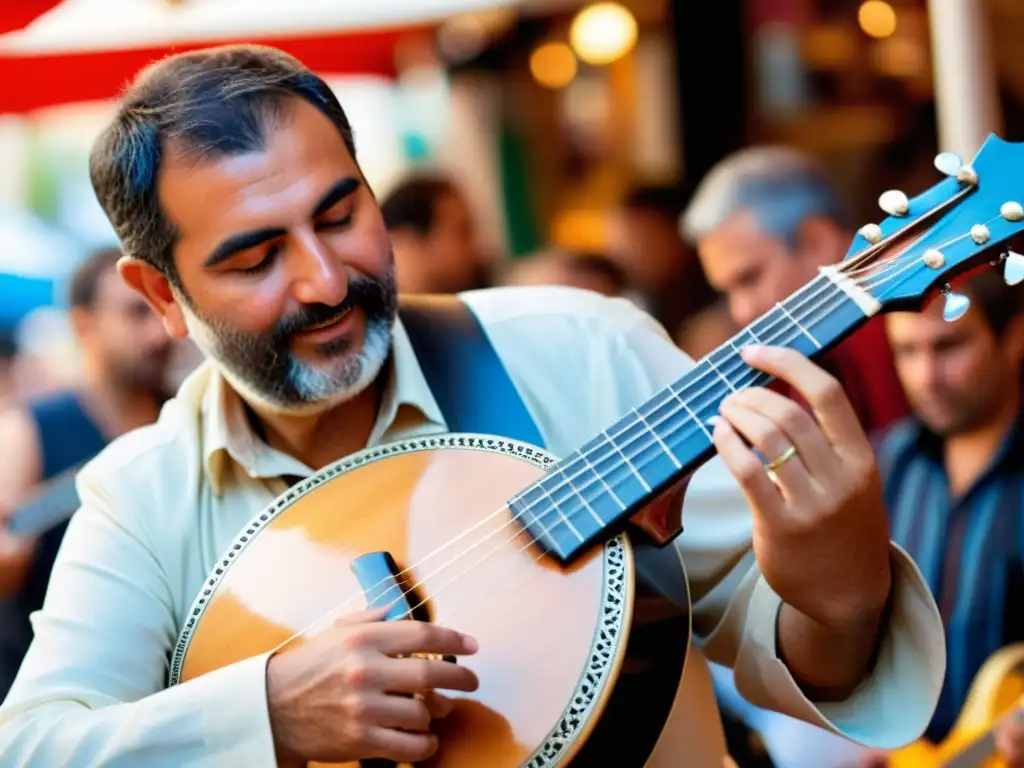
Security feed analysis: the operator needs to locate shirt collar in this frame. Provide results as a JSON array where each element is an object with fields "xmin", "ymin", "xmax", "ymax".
[{"xmin": 201, "ymin": 316, "xmax": 447, "ymax": 495}]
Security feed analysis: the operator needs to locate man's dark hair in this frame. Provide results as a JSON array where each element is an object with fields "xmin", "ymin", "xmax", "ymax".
[
  {"xmin": 960, "ymin": 268, "xmax": 1024, "ymax": 338},
  {"xmin": 380, "ymin": 175, "xmax": 458, "ymax": 236},
  {"xmin": 67, "ymin": 246, "xmax": 123, "ymax": 309},
  {"xmin": 89, "ymin": 44, "xmax": 357, "ymax": 285}
]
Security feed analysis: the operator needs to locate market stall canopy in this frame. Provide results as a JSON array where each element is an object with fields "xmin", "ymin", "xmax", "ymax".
[{"xmin": 0, "ymin": 0, "xmax": 517, "ymax": 113}]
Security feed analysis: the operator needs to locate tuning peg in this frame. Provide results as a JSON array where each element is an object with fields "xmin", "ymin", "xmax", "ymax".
[
  {"xmin": 958, "ymin": 165, "xmax": 979, "ymax": 185},
  {"xmin": 1001, "ymin": 201, "xmax": 1024, "ymax": 222},
  {"xmin": 934, "ymin": 151, "xmax": 963, "ymax": 177},
  {"xmin": 878, "ymin": 190, "xmax": 909, "ymax": 217},
  {"xmin": 970, "ymin": 224, "xmax": 991, "ymax": 244},
  {"xmin": 941, "ymin": 284, "xmax": 971, "ymax": 322},
  {"xmin": 858, "ymin": 223, "xmax": 883, "ymax": 244},
  {"xmin": 923, "ymin": 248, "xmax": 945, "ymax": 269},
  {"xmin": 1004, "ymin": 250, "xmax": 1024, "ymax": 286}
]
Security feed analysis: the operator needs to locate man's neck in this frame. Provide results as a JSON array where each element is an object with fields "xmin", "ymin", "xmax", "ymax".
[
  {"xmin": 943, "ymin": 387, "xmax": 1021, "ymax": 498},
  {"xmin": 245, "ymin": 380, "xmax": 384, "ymax": 471}
]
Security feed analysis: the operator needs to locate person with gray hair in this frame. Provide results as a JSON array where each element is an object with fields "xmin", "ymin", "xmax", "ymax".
[
  {"xmin": 681, "ymin": 147, "xmax": 851, "ymax": 255},
  {"xmin": 680, "ymin": 145, "xmax": 909, "ymax": 436},
  {"xmin": 683, "ymin": 147, "xmax": 912, "ymax": 768}
]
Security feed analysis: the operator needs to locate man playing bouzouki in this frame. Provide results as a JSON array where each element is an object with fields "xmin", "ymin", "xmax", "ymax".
[{"xmin": 0, "ymin": 46, "xmax": 944, "ymax": 766}]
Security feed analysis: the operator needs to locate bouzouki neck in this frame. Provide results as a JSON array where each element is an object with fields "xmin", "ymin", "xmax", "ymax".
[{"xmin": 509, "ymin": 137, "xmax": 1024, "ymax": 565}]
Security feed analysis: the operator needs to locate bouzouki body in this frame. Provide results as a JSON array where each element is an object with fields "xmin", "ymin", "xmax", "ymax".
[{"xmin": 171, "ymin": 435, "xmax": 693, "ymax": 768}]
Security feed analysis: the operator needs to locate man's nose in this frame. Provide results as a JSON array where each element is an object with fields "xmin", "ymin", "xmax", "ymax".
[{"xmin": 291, "ymin": 235, "xmax": 349, "ymax": 307}]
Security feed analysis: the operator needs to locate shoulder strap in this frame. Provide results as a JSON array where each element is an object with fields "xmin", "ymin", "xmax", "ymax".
[{"xmin": 398, "ymin": 295, "xmax": 546, "ymax": 449}]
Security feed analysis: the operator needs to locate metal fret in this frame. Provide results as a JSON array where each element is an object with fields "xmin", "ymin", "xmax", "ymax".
[
  {"xmin": 598, "ymin": 429, "xmax": 651, "ymax": 492},
  {"xmin": 667, "ymin": 384, "xmax": 713, "ymax": 442},
  {"xmin": 631, "ymin": 407, "xmax": 682, "ymax": 468},
  {"xmin": 775, "ymin": 301, "xmax": 822, "ymax": 349},
  {"xmin": 532, "ymin": 475, "xmax": 585, "ymax": 542},
  {"xmin": 703, "ymin": 353, "xmax": 737, "ymax": 394},
  {"xmin": 576, "ymin": 451, "xmax": 625, "ymax": 516}
]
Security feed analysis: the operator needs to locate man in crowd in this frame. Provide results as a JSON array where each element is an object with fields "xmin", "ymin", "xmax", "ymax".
[
  {"xmin": 680, "ymin": 145, "xmax": 910, "ymax": 436},
  {"xmin": 0, "ymin": 45, "xmax": 943, "ymax": 765},
  {"xmin": 862, "ymin": 270, "xmax": 1024, "ymax": 766},
  {"xmin": 0, "ymin": 246, "xmax": 174, "ymax": 699},
  {"xmin": 380, "ymin": 173, "xmax": 490, "ymax": 294}
]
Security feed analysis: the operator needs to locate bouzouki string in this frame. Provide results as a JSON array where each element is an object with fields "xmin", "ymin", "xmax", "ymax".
[{"xmin": 268, "ymin": 226, "xmax": 971, "ymax": 652}]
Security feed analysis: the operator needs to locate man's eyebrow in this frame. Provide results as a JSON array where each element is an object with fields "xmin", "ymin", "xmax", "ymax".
[
  {"xmin": 202, "ymin": 177, "xmax": 361, "ymax": 268},
  {"xmin": 203, "ymin": 227, "xmax": 286, "ymax": 268},
  {"xmin": 312, "ymin": 176, "xmax": 360, "ymax": 218}
]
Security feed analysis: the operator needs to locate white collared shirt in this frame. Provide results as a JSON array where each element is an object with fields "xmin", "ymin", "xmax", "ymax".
[{"xmin": 0, "ymin": 286, "xmax": 943, "ymax": 766}]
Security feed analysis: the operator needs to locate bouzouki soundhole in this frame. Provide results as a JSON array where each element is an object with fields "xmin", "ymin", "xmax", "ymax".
[{"xmin": 170, "ymin": 435, "xmax": 689, "ymax": 767}]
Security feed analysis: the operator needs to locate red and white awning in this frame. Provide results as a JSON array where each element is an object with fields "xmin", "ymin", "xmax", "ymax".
[{"xmin": 0, "ymin": 0, "xmax": 517, "ymax": 113}]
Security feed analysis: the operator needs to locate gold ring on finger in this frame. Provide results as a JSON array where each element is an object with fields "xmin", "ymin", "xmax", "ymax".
[{"xmin": 765, "ymin": 445, "xmax": 797, "ymax": 472}]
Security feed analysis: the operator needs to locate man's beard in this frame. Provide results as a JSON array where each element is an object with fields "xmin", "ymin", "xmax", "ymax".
[{"xmin": 181, "ymin": 270, "xmax": 398, "ymax": 413}]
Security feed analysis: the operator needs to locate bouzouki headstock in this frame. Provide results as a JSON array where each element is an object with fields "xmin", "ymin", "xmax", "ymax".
[{"xmin": 835, "ymin": 134, "xmax": 1024, "ymax": 320}]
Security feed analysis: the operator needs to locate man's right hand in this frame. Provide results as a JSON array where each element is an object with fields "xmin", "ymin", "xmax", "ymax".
[{"xmin": 266, "ymin": 608, "xmax": 480, "ymax": 764}]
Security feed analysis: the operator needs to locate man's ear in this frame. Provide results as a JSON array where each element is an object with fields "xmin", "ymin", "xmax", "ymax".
[{"xmin": 117, "ymin": 257, "xmax": 189, "ymax": 339}]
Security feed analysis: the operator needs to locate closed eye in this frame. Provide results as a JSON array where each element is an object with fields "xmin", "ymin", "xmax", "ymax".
[
  {"xmin": 315, "ymin": 213, "xmax": 353, "ymax": 231},
  {"xmin": 235, "ymin": 243, "xmax": 282, "ymax": 275}
]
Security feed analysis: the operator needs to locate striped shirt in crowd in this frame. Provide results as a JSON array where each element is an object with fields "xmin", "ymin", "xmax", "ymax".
[{"xmin": 876, "ymin": 415, "xmax": 1024, "ymax": 743}]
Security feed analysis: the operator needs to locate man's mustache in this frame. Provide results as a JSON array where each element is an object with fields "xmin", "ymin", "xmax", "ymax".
[{"xmin": 274, "ymin": 277, "xmax": 391, "ymax": 338}]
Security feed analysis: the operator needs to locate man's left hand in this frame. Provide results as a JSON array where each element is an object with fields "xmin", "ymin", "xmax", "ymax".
[
  {"xmin": 994, "ymin": 711, "xmax": 1024, "ymax": 767},
  {"xmin": 713, "ymin": 346, "xmax": 892, "ymax": 681}
]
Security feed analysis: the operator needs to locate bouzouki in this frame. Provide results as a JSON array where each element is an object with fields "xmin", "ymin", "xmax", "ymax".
[{"xmin": 170, "ymin": 136, "xmax": 1024, "ymax": 767}]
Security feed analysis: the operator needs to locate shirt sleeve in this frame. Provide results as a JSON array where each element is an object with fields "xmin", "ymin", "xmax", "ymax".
[
  {"xmin": 0, "ymin": 477, "xmax": 278, "ymax": 767},
  {"xmin": 609, "ymin": 299, "xmax": 945, "ymax": 750}
]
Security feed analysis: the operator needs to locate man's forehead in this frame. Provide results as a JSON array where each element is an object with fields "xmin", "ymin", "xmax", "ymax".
[
  {"xmin": 158, "ymin": 99, "xmax": 354, "ymax": 205},
  {"xmin": 157, "ymin": 102, "xmax": 357, "ymax": 246},
  {"xmin": 698, "ymin": 212, "xmax": 766, "ymax": 266}
]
